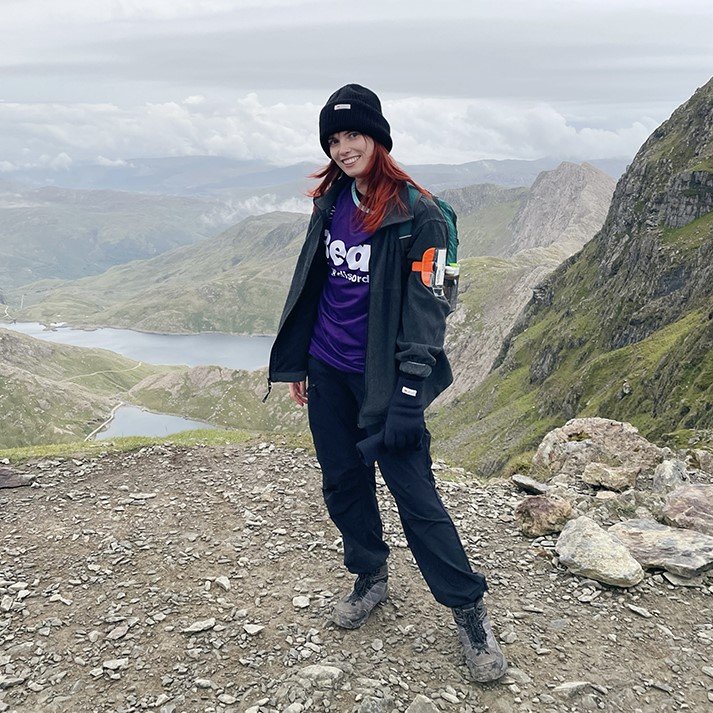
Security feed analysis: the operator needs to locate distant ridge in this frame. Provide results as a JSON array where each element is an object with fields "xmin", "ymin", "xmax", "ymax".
[{"xmin": 5, "ymin": 155, "xmax": 628, "ymax": 196}]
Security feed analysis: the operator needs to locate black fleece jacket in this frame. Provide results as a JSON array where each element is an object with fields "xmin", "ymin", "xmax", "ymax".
[{"xmin": 267, "ymin": 177, "xmax": 453, "ymax": 429}]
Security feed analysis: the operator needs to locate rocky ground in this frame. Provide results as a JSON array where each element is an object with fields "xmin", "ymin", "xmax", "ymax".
[{"xmin": 1, "ymin": 440, "xmax": 712, "ymax": 713}]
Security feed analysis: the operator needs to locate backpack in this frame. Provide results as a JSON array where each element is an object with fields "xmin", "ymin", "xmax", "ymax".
[{"xmin": 397, "ymin": 184, "xmax": 460, "ymax": 309}]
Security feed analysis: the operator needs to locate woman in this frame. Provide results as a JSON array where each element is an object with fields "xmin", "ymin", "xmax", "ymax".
[{"xmin": 267, "ymin": 84, "xmax": 507, "ymax": 682}]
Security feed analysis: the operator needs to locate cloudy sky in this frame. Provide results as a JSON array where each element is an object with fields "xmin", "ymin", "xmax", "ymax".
[{"xmin": 1, "ymin": 0, "xmax": 711, "ymax": 171}]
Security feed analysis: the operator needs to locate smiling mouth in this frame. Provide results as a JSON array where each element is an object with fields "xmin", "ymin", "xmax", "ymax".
[{"xmin": 342, "ymin": 156, "xmax": 360, "ymax": 167}]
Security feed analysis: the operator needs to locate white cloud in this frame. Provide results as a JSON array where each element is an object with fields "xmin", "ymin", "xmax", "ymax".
[
  {"xmin": 0, "ymin": 94, "xmax": 658, "ymax": 172},
  {"xmin": 202, "ymin": 194, "xmax": 311, "ymax": 225},
  {"xmin": 96, "ymin": 155, "xmax": 129, "ymax": 166},
  {"xmin": 49, "ymin": 152, "xmax": 73, "ymax": 170},
  {"xmin": 390, "ymin": 99, "xmax": 657, "ymax": 163}
]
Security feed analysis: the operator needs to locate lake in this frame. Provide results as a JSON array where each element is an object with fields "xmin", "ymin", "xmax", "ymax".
[
  {"xmin": 95, "ymin": 405, "xmax": 219, "ymax": 440},
  {"xmin": 5, "ymin": 322, "xmax": 273, "ymax": 440},
  {"xmin": 5, "ymin": 322, "xmax": 273, "ymax": 370}
]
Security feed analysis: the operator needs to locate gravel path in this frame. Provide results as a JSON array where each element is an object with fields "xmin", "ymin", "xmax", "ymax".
[{"xmin": 1, "ymin": 442, "xmax": 712, "ymax": 712}]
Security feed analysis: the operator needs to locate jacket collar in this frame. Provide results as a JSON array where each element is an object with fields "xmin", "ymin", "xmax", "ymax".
[{"xmin": 313, "ymin": 176, "xmax": 413, "ymax": 230}]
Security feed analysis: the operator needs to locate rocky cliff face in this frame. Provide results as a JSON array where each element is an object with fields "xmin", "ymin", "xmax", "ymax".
[
  {"xmin": 439, "ymin": 163, "xmax": 614, "ymax": 259},
  {"xmin": 436, "ymin": 162, "xmax": 614, "ymax": 405},
  {"xmin": 505, "ymin": 162, "xmax": 616, "ymax": 255},
  {"xmin": 432, "ymin": 78, "xmax": 713, "ymax": 475},
  {"xmin": 513, "ymin": 79, "xmax": 713, "ymax": 361}
]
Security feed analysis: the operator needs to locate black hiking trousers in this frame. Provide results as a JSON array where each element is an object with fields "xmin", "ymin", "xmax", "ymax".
[{"xmin": 307, "ymin": 355, "xmax": 487, "ymax": 608}]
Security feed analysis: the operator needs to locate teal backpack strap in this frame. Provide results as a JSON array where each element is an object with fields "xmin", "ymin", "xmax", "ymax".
[
  {"xmin": 396, "ymin": 184, "xmax": 421, "ymax": 249},
  {"xmin": 433, "ymin": 197, "xmax": 458, "ymax": 264},
  {"xmin": 397, "ymin": 186, "xmax": 459, "ymax": 264}
]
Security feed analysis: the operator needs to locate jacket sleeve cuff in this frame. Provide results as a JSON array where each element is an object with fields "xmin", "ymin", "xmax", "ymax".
[{"xmin": 398, "ymin": 361, "xmax": 430, "ymax": 379}]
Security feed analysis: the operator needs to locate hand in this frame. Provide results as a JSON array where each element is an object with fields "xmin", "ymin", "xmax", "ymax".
[
  {"xmin": 289, "ymin": 380, "xmax": 308, "ymax": 407},
  {"xmin": 384, "ymin": 375, "xmax": 425, "ymax": 450}
]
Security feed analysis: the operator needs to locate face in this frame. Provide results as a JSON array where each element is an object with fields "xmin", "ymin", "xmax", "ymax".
[{"xmin": 327, "ymin": 131, "xmax": 375, "ymax": 180}]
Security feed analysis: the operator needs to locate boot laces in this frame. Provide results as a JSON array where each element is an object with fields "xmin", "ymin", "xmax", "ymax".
[
  {"xmin": 348, "ymin": 573, "xmax": 374, "ymax": 602},
  {"xmin": 458, "ymin": 607, "xmax": 489, "ymax": 654}
]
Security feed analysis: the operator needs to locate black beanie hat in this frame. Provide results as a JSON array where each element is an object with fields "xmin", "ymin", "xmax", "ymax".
[{"xmin": 319, "ymin": 84, "xmax": 392, "ymax": 157}]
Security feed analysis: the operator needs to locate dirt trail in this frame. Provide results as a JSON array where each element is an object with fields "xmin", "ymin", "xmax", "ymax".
[{"xmin": 1, "ymin": 443, "xmax": 711, "ymax": 713}]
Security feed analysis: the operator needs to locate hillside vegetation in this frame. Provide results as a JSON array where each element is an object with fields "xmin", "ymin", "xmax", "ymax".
[
  {"xmin": 0, "ymin": 183, "xmax": 225, "ymax": 290},
  {"xmin": 0, "ymin": 327, "xmax": 299, "ymax": 450},
  {"xmin": 10, "ymin": 212, "xmax": 310, "ymax": 335},
  {"xmin": 432, "ymin": 78, "xmax": 713, "ymax": 474},
  {"xmin": 0, "ymin": 328, "xmax": 165, "ymax": 448}
]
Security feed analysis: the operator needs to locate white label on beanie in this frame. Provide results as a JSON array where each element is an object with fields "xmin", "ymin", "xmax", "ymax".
[{"xmin": 334, "ymin": 103, "xmax": 351, "ymax": 110}]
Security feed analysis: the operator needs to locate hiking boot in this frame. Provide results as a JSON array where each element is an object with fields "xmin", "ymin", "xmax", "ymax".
[
  {"xmin": 331, "ymin": 564, "xmax": 388, "ymax": 629},
  {"xmin": 452, "ymin": 598, "xmax": 508, "ymax": 682}
]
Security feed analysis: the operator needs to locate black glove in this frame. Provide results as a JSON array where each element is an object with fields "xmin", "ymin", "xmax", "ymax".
[{"xmin": 384, "ymin": 375, "xmax": 425, "ymax": 451}]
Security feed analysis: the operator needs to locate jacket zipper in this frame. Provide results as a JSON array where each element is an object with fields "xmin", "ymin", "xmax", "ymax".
[{"xmin": 263, "ymin": 212, "xmax": 325, "ymax": 401}]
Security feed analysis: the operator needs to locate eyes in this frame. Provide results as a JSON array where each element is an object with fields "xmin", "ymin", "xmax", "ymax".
[{"xmin": 328, "ymin": 131, "xmax": 361, "ymax": 146}]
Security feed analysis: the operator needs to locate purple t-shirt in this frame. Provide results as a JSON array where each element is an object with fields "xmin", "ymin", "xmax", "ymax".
[{"xmin": 309, "ymin": 183, "xmax": 372, "ymax": 373}]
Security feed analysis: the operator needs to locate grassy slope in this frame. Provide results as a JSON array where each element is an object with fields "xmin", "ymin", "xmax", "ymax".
[
  {"xmin": 0, "ymin": 328, "xmax": 168, "ymax": 448},
  {"xmin": 456, "ymin": 199, "xmax": 524, "ymax": 257},
  {"xmin": 128, "ymin": 366, "xmax": 306, "ymax": 435},
  {"xmin": 0, "ymin": 189, "xmax": 220, "ymax": 290},
  {"xmin": 0, "ymin": 328, "xmax": 305, "ymax": 450},
  {"xmin": 432, "ymin": 213, "xmax": 713, "ymax": 475},
  {"xmin": 10, "ymin": 212, "xmax": 309, "ymax": 335}
]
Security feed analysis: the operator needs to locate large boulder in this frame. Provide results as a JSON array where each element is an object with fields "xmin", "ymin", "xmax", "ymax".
[
  {"xmin": 511, "ymin": 474, "xmax": 551, "ymax": 495},
  {"xmin": 609, "ymin": 519, "xmax": 713, "ymax": 578},
  {"xmin": 687, "ymin": 449, "xmax": 713, "ymax": 475},
  {"xmin": 652, "ymin": 459, "xmax": 688, "ymax": 493},
  {"xmin": 662, "ymin": 485, "xmax": 713, "ymax": 536},
  {"xmin": 532, "ymin": 418, "xmax": 664, "ymax": 479},
  {"xmin": 582, "ymin": 462, "xmax": 639, "ymax": 491},
  {"xmin": 515, "ymin": 495, "xmax": 572, "ymax": 537},
  {"xmin": 555, "ymin": 516, "xmax": 644, "ymax": 587}
]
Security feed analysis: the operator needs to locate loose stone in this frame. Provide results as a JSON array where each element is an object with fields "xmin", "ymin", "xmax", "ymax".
[{"xmin": 182, "ymin": 618, "xmax": 216, "ymax": 634}]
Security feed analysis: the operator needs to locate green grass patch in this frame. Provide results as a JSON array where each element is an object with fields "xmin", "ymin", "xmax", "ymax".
[
  {"xmin": 0, "ymin": 428, "xmax": 257, "ymax": 464},
  {"xmin": 661, "ymin": 210, "xmax": 713, "ymax": 251},
  {"xmin": 689, "ymin": 158, "xmax": 713, "ymax": 172},
  {"xmin": 457, "ymin": 199, "xmax": 523, "ymax": 257}
]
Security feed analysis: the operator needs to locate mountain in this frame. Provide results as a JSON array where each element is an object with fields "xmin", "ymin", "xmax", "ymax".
[
  {"xmin": 408, "ymin": 157, "xmax": 627, "ymax": 192},
  {"xmin": 10, "ymin": 212, "xmax": 310, "ymax": 335},
  {"xmin": 4, "ymin": 157, "xmax": 317, "ymax": 197},
  {"xmin": 0, "ymin": 182, "xmax": 226, "ymax": 290},
  {"xmin": 502, "ymin": 162, "xmax": 617, "ymax": 255},
  {"xmin": 435, "ymin": 162, "xmax": 615, "ymax": 404},
  {"xmin": 431, "ymin": 78, "xmax": 713, "ymax": 475},
  {"xmin": 2, "ymin": 160, "xmax": 613, "ymax": 451},
  {"xmin": 441, "ymin": 162, "xmax": 615, "ymax": 258},
  {"xmin": 9, "ymin": 163, "xmax": 612, "ymax": 337}
]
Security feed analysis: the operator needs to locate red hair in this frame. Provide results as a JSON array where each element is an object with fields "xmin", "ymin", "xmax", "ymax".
[{"xmin": 308, "ymin": 142, "xmax": 431, "ymax": 234}]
